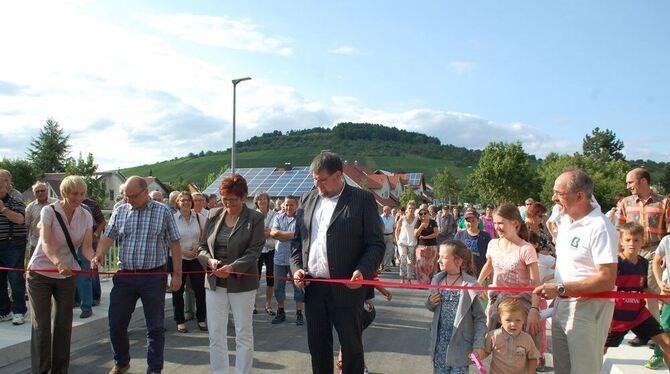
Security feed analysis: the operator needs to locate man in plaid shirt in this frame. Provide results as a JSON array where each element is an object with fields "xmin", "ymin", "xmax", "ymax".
[{"xmin": 94, "ymin": 176, "xmax": 182, "ymax": 374}]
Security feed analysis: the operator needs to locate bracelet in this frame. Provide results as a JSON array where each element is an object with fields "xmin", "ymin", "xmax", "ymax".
[{"xmin": 530, "ymin": 306, "xmax": 540, "ymax": 312}]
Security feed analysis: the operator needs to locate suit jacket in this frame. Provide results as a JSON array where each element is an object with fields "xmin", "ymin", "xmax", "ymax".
[
  {"xmin": 290, "ymin": 184, "xmax": 385, "ymax": 306},
  {"xmin": 426, "ymin": 271, "xmax": 487, "ymax": 367},
  {"xmin": 197, "ymin": 205, "xmax": 264, "ymax": 292}
]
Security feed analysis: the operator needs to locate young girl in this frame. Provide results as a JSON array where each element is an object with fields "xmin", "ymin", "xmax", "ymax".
[
  {"xmin": 427, "ymin": 240, "xmax": 487, "ymax": 374},
  {"xmin": 477, "ymin": 203, "xmax": 542, "ymax": 349}
]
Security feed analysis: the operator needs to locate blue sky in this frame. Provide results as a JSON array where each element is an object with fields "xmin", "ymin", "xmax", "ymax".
[{"xmin": 1, "ymin": 0, "xmax": 668, "ymax": 170}]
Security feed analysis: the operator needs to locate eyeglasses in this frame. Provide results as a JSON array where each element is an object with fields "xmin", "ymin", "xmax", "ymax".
[
  {"xmin": 419, "ymin": 212, "xmax": 428, "ymax": 216},
  {"xmin": 124, "ymin": 188, "xmax": 147, "ymax": 199},
  {"xmin": 34, "ymin": 190, "xmax": 47, "ymax": 193},
  {"xmin": 552, "ymin": 190, "xmax": 572, "ymax": 197}
]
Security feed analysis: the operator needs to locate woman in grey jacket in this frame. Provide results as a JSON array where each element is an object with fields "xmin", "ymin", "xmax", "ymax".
[
  {"xmin": 198, "ymin": 174, "xmax": 264, "ymax": 374},
  {"xmin": 426, "ymin": 240, "xmax": 487, "ymax": 373}
]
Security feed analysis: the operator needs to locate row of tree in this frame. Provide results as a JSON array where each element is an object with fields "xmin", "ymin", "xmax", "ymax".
[
  {"xmin": 430, "ymin": 127, "xmax": 670, "ymax": 211},
  {"xmin": 1, "ymin": 118, "xmax": 106, "ymax": 207}
]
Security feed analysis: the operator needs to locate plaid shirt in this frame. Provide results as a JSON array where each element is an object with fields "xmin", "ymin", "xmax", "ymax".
[
  {"xmin": 103, "ymin": 199, "xmax": 180, "ymax": 270},
  {"xmin": 617, "ymin": 193, "xmax": 670, "ymax": 248}
]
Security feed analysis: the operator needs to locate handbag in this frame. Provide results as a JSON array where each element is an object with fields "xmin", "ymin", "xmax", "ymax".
[{"xmin": 50, "ymin": 204, "xmax": 82, "ymax": 265}]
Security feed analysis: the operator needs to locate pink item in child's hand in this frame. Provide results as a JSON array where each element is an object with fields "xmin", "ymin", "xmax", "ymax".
[{"xmin": 469, "ymin": 352, "xmax": 487, "ymax": 374}]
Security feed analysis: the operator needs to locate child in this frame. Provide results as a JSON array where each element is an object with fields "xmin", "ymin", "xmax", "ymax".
[
  {"xmin": 605, "ymin": 222, "xmax": 670, "ymax": 369},
  {"xmin": 528, "ymin": 231, "xmax": 554, "ymax": 372},
  {"xmin": 426, "ymin": 240, "xmax": 487, "ymax": 374},
  {"xmin": 476, "ymin": 204, "xmax": 542, "ymax": 347},
  {"xmin": 482, "ymin": 298, "xmax": 540, "ymax": 373}
]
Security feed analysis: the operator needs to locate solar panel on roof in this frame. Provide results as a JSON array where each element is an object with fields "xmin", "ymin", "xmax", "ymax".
[{"xmin": 202, "ymin": 166, "xmax": 315, "ymax": 198}]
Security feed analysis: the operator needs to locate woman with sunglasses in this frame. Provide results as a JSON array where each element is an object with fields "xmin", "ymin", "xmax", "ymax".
[{"xmin": 414, "ymin": 208, "xmax": 440, "ymax": 284}]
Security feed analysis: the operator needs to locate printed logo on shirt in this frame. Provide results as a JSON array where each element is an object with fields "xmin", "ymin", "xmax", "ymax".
[{"xmin": 570, "ymin": 237, "xmax": 580, "ymax": 248}]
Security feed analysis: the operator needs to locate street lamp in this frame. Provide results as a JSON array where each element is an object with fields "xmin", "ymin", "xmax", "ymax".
[{"xmin": 231, "ymin": 77, "xmax": 251, "ymax": 174}]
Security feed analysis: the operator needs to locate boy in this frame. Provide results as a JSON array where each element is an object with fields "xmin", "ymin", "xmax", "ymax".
[
  {"xmin": 605, "ymin": 222, "xmax": 670, "ymax": 369},
  {"xmin": 482, "ymin": 298, "xmax": 539, "ymax": 373}
]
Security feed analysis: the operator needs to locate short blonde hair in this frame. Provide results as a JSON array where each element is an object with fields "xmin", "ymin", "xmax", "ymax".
[
  {"xmin": 60, "ymin": 175, "xmax": 87, "ymax": 197},
  {"xmin": 497, "ymin": 297, "xmax": 527, "ymax": 317}
]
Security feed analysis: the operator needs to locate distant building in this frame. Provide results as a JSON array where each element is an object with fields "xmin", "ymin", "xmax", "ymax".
[{"xmin": 201, "ymin": 163, "xmax": 432, "ymax": 208}]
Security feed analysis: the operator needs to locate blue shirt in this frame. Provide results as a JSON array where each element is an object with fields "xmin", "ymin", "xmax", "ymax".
[
  {"xmin": 380, "ymin": 214, "xmax": 395, "ymax": 234},
  {"xmin": 272, "ymin": 212, "xmax": 297, "ymax": 266},
  {"xmin": 103, "ymin": 199, "xmax": 180, "ymax": 270}
]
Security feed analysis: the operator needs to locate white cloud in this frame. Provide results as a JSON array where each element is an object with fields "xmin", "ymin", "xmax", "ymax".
[
  {"xmin": 448, "ymin": 60, "xmax": 475, "ymax": 74},
  {"xmin": 328, "ymin": 45, "xmax": 359, "ymax": 55},
  {"xmin": 145, "ymin": 14, "xmax": 293, "ymax": 56},
  {"xmin": 0, "ymin": 1, "xmax": 599, "ymax": 172}
]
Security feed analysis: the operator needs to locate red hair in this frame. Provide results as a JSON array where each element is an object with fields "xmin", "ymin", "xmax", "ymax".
[{"xmin": 219, "ymin": 174, "xmax": 248, "ymax": 198}]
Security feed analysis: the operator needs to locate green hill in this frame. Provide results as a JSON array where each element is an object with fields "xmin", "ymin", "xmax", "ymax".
[{"xmin": 121, "ymin": 122, "xmax": 482, "ymax": 189}]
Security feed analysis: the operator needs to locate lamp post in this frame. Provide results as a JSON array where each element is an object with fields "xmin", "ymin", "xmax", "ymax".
[{"xmin": 231, "ymin": 77, "xmax": 251, "ymax": 174}]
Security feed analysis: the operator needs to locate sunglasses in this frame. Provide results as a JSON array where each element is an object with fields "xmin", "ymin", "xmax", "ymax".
[{"xmin": 419, "ymin": 212, "xmax": 428, "ymax": 216}]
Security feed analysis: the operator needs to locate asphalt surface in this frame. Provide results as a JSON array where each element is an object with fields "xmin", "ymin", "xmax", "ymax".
[{"xmin": 20, "ymin": 270, "xmax": 436, "ymax": 374}]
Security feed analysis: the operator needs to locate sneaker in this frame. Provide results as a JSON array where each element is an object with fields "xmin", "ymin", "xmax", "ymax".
[
  {"xmin": 271, "ymin": 312, "xmax": 286, "ymax": 324},
  {"xmin": 644, "ymin": 355, "xmax": 665, "ymax": 370},
  {"xmin": 296, "ymin": 312, "xmax": 304, "ymax": 326},
  {"xmin": 108, "ymin": 364, "xmax": 130, "ymax": 374},
  {"xmin": 80, "ymin": 310, "xmax": 93, "ymax": 319},
  {"xmin": 363, "ymin": 367, "xmax": 369, "ymax": 374},
  {"xmin": 12, "ymin": 313, "xmax": 25, "ymax": 325},
  {"xmin": 0, "ymin": 313, "xmax": 13, "ymax": 322},
  {"xmin": 629, "ymin": 336, "xmax": 649, "ymax": 347}
]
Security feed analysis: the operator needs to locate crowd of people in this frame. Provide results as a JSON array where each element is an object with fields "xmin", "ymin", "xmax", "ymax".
[{"xmin": 2, "ymin": 155, "xmax": 670, "ymax": 374}]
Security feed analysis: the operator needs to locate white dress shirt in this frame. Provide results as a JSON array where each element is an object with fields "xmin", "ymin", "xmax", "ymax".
[{"xmin": 307, "ymin": 191, "xmax": 342, "ymax": 278}]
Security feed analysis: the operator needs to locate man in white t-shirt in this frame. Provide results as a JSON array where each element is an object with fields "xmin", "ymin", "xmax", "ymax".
[{"xmin": 534, "ymin": 168, "xmax": 618, "ymax": 374}]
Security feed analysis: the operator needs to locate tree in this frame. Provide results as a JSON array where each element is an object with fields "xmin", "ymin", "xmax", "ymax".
[
  {"xmin": 469, "ymin": 142, "xmax": 539, "ymax": 205},
  {"xmin": 0, "ymin": 158, "xmax": 37, "ymax": 193},
  {"xmin": 202, "ymin": 166, "xmax": 228, "ymax": 190},
  {"xmin": 398, "ymin": 186, "xmax": 420, "ymax": 208},
  {"xmin": 431, "ymin": 167, "xmax": 462, "ymax": 205},
  {"xmin": 660, "ymin": 164, "xmax": 670, "ymax": 195},
  {"xmin": 65, "ymin": 153, "xmax": 106, "ymax": 207},
  {"xmin": 537, "ymin": 152, "xmax": 628, "ymax": 211},
  {"xmin": 582, "ymin": 127, "xmax": 625, "ymax": 163},
  {"xmin": 27, "ymin": 118, "xmax": 71, "ymax": 176}
]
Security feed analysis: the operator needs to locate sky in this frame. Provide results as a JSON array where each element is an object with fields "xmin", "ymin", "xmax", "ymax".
[{"xmin": 1, "ymin": 0, "xmax": 669, "ymax": 171}]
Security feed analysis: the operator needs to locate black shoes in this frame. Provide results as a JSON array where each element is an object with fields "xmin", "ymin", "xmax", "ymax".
[{"xmin": 271, "ymin": 311, "xmax": 286, "ymax": 324}]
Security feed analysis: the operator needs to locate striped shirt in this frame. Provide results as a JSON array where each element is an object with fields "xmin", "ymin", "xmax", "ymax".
[
  {"xmin": 610, "ymin": 255, "xmax": 650, "ymax": 332},
  {"xmin": 617, "ymin": 193, "xmax": 670, "ymax": 248},
  {"xmin": 103, "ymin": 199, "xmax": 180, "ymax": 270},
  {"xmin": 0, "ymin": 193, "xmax": 27, "ymax": 241}
]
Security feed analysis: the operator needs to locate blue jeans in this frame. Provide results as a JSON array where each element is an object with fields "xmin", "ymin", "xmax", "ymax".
[
  {"xmin": 0, "ymin": 238, "xmax": 27, "ymax": 315},
  {"xmin": 75, "ymin": 247, "xmax": 93, "ymax": 312},
  {"xmin": 108, "ymin": 267, "xmax": 167, "ymax": 373},
  {"xmin": 273, "ymin": 264, "xmax": 304, "ymax": 303}
]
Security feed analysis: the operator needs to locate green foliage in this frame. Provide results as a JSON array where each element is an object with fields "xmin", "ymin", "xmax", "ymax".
[
  {"xmin": 65, "ymin": 153, "xmax": 106, "ymax": 207},
  {"xmin": 582, "ymin": 127, "xmax": 625, "ymax": 163},
  {"xmin": 470, "ymin": 142, "xmax": 539, "ymax": 205},
  {"xmin": 537, "ymin": 153, "xmax": 628, "ymax": 211},
  {"xmin": 431, "ymin": 167, "xmax": 462, "ymax": 205},
  {"xmin": 203, "ymin": 166, "xmax": 228, "ymax": 190},
  {"xmin": 27, "ymin": 118, "xmax": 71, "ymax": 175},
  {"xmin": 0, "ymin": 158, "xmax": 37, "ymax": 192},
  {"xmin": 398, "ymin": 187, "xmax": 420, "ymax": 208},
  {"xmin": 660, "ymin": 164, "xmax": 670, "ymax": 195},
  {"xmin": 166, "ymin": 176, "xmax": 190, "ymax": 192}
]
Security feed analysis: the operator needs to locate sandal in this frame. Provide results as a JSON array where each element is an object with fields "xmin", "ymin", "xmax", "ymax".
[
  {"xmin": 265, "ymin": 306, "xmax": 276, "ymax": 316},
  {"xmin": 177, "ymin": 323, "xmax": 188, "ymax": 333},
  {"xmin": 198, "ymin": 322, "xmax": 208, "ymax": 331}
]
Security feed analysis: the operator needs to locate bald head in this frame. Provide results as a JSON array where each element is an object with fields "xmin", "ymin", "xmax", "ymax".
[
  {"xmin": 626, "ymin": 167, "xmax": 651, "ymax": 198},
  {"xmin": 124, "ymin": 176, "xmax": 150, "ymax": 208}
]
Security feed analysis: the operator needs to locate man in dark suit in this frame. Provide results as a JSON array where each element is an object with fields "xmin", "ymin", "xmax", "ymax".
[{"xmin": 291, "ymin": 152, "xmax": 385, "ymax": 374}]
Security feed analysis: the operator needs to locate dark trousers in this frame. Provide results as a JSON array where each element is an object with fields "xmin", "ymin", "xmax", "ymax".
[
  {"xmin": 0, "ymin": 238, "xmax": 27, "ymax": 315},
  {"xmin": 27, "ymin": 272, "xmax": 77, "ymax": 374},
  {"xmin": 305, "ymin": 282, "xmax": 364, "ymax": 374},
  {"xmin": 170, "ymin": 259, "xmax": 206, "ymax": 324},
  {"xmin": 108, "ymin": 268, "xmax": 167, "ymax": 373}
]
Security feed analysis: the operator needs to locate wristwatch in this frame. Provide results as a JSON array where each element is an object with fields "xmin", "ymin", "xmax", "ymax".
[{"xmin": 557, "ymin": 284, "xmax": 566, "ymax": 296}]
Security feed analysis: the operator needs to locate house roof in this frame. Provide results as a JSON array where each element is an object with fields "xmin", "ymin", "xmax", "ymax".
[
  {"xmin": 43, "ymin": 173, "xmax": 66, "ymax": 198},
  {"xmin": 143, "ymin": 176, "xmax": 172, "ymax": 193},
  {"xmin": 342, "ymin": 164, "xmax": 382, "ymax": 189},
  {"xmin": 371, "ymin": 191, "xmax": 399, "ymax": 208}
]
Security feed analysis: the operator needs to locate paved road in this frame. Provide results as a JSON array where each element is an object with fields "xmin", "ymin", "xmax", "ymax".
[{"xmin": 21, "ymin": 271, "xmax": 437, "ymax": 374}]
